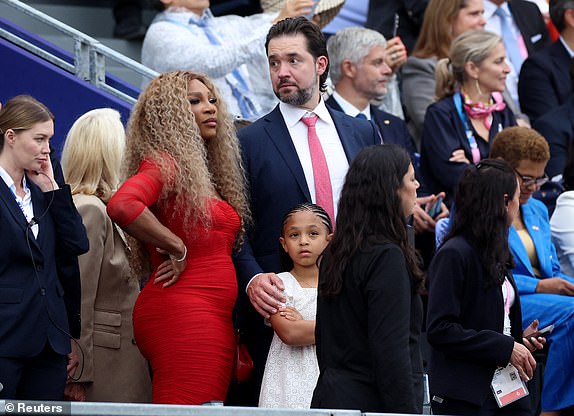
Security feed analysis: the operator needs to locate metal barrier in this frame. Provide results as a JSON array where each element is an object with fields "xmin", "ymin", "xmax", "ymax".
[
  {"xmin": 0, "ymin": 0, "xmax": 158, "ymax": 104},
  {"xmin": 0, "ymin": 401, "xmax": 439, "ymax": 416}
]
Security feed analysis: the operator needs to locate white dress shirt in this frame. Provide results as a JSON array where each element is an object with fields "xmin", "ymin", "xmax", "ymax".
[
  {"xmin": 331, "ymin": 91, "xmax": 371, "ymax": 119},
  {"xmin": 551, "ymin": 191, "xmax": 574, "ymax": 277},
  {"xmin": 0, "ymin": 166, "xmax": 38, "ymax": 237},
  {"xmin": 279, "ymin": 99, "xmax": 349, "ymax": 219}
]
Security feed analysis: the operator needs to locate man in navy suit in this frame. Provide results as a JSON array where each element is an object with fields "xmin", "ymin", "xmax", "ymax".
[
  {"xmin": 325, "ymin": 27, "xmax": 417, "ymax": 157},
  {"xmin": 519, "ymin": 0, "xmax": 574, "ymax": 123},
  {"xmin": 232, "ymin": 16, "xmax": 379, "ymax": 405},
  {"xmin": 325, "ymin": 27, "xmax": 446, "ymax": 239}
]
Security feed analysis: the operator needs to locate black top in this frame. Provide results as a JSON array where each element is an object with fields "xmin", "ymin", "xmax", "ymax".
[
  {"xmin": 427, "ymin": 235, "xmax": 523, "ymax": 406},
  {"xmin": 312, "ymin": 242, "xmax": 423, "ymax": 413}
]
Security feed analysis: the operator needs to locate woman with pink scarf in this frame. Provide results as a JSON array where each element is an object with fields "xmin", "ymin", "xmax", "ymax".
[{"xmin": 419, "ymin": 30, "xmax": 516, "ymax": 206}]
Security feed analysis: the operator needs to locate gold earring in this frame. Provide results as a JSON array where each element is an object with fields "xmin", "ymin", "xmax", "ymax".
[{"xmin": 475, "ymin": 79, "xmax": 484, "ymax": 98}]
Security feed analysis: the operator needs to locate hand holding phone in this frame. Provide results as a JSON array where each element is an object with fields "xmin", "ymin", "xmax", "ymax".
[
  {"xmin": 533, "ymin": 324, "xmax": 554, "ymax": 338},
  {"xmin": 426, "ymin": 196, "xmax": 443, "ymax": 219}
]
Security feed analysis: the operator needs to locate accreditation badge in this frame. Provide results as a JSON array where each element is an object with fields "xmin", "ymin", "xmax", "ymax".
[{"xmin": 490, "ymin": 363, "xmax": 529, "ymax": 407}]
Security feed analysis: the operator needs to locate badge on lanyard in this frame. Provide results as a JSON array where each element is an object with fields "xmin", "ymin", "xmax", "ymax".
[{"xmin": 491, "ymin": 363, "xmax": 529, "ymax": 407}]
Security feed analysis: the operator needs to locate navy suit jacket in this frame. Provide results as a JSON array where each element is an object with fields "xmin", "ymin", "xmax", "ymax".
[
  {"xmin": 326, "ymin": 95, "xmax": 418, "ymax": 160},
  {"xmin": 0, "ymin": 180, "xmax": 88, "ymax": 357},
  {"xmin": 420, "ymin": 95, "xmax": 517, "ymax": 203},
  {"xmin": 234, "ymin": 104, "xmax": 379, "ymax": 289},
  {"xmin": 508, "ymin": 0, "xmax": 550, "ymax": 55},
  {"xmin": 519, "ymin": 40, "xmax": 572, "ymax": 123},
  {"xmin": 534, "ymin": 95, "xmax": 574, "ymax": 178}
]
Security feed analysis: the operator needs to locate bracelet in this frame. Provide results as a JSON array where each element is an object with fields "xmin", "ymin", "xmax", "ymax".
[{"xmin": 171, "ymin": 246, "xmax": 187, "ymax": 263}]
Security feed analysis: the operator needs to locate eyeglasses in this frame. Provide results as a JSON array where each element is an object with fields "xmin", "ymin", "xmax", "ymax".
[{"xmin": 513, "ymin": 168, "xmax": 549, "ymax": 188}]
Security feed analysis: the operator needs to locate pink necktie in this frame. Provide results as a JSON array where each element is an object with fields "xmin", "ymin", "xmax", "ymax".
[{"xmin": 301, "ymin": 114, "xmax": 335, "ymax": 224}]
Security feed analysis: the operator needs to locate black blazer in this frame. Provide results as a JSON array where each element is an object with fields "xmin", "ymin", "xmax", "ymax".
[
  {"xmin": 534, "ymin": 95, "xmax": 574, "ymax": 178},
  {"xmin": 325, "ymin": 95, "xmax": 418, "ymax": 160},
  {"xmin": 508, "ymin": 0, "xmax": 550, "ymax": 54},
  {"xmin": 426, "ymin": 235, "xmax": 524, "ymax": 406},
  {"xmin": 419, "ymin": 95, "xmax": 517, "ymax": 202},
  {"xmin": 519, "ymin": 41, "xmax": 572, "ymax": 123},
  {"xmin": 0, "ymin": 179, "xmax": 88, "ymax": 357},
  {"xmin": 312, "ymin": 243, "xmax": 423, "ymax": 413}
]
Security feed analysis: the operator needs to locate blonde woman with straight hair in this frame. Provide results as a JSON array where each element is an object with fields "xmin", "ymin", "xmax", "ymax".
[
  {"xmin": 402, "ymin": 0, "xmax": 486, "ymax": 144},
  {"xmin": 61, "ymin": 108, "xmax": 151, "ymax": 403},
  {"xmin": 106, "ymin": 71, "xmax": 250, "ymax": 404},
  {"xmin": 419, "ymin": 30, "xmax": 516, "ymax": 206}
]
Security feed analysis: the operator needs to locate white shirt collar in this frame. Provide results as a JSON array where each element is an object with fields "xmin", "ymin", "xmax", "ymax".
[
  {"xmin": 484, "ymin": 1, "xmax": 511, "ymax": 20},
  {"xmin": 161, "ymin": 7, "xmax": 213, "ymax": 24},
  {"xmin": 331, "ymin": 91, "xmax": 371, "ymax": 119},
  {"xmin": 0, "ymin": 166, "xmax": 17, "ymax": 193},
  {"xmin": 0, "ymin": 165, "xmax": 27, "ymax": 194},
  {"xmin": 560, "ymin": 36, "xmax": 574, "ymax": 58},
  {"xmin": 279, "ymin": 97, "xmax": 335, "ymax": 127}
]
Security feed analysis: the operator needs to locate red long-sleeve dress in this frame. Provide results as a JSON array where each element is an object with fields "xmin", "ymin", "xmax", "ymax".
[{"xmin": 107, "ymin": 159, "xmax": 239, "ymax": 404}]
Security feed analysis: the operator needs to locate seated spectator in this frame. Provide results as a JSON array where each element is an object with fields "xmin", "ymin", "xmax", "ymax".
[
  {"xmin": 427, "ymin": 159, "xmax": 542, "ymax": 416},
  {"xmin": 401, "ymin": 0, "xmax": 486, "ymax": 146},
  {"xmin": 142, "ymin": 0, "xmax": 312, "ymax": 120},
  {"xmin": 551, "ymin": 142, "xmax": 574, "ymax": 276},
  {"xmin": 60, "ymin": 109, "xmax": 152, "ymax": 403},
  {"xmin": 326, "ymin": 27, "xmax": 416, "ymax": 157},
  {"xmin": 325, "ymin": 26, "xmax": 447, "ymax": 236},
  {"xmin": 419, "ymin": 30, "xmax": 516, "ymax": 205},
  {"xmin": 533, "ymin": 61, "xmax": 574, "ymax": 179},
  {"xmin": 490, "ymin": 126, "xmax": 574, "ymax": 416},
  {"xmin": 484, "ymin": 0, "xmax": 550, "ymax": 111},
  {"xmin": 518, "ymin": 0, "xmax": 574, "ymax": 123}
]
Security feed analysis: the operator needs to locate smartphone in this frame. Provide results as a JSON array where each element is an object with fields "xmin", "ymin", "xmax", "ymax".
[
  {"xmin": 426, "ymin": 196, "xmax": 443, "ymax": 219},
  {"xmin": 533, "ymin": 324, "xmax": 554, "ymax": 338},
  {"xmin": 392, "ymin": 13, "xmax": 400, "ymax": 38}
]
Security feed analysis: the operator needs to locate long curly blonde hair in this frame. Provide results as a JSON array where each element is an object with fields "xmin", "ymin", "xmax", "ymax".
[{"xmin": 124, "ymin": 71, "xmax": 250, "ymax": 244}]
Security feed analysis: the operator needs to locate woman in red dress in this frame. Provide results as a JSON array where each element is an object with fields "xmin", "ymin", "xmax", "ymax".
[{"xmin": 107, "ymin": 71, "xmax": 250, "ymax": 404}]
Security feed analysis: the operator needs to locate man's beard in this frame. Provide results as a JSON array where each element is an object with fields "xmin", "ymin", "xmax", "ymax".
[{"xmin": 274, "ymin": 81, "xmax": 317, "ymax": 107}]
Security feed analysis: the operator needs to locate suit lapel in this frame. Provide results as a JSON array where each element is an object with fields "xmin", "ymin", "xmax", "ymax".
[
  {"xmin": 521, "ymin": 200, "xmax": 553, "ymax": 277},
  {"xmin": 509, "ymin": 225, "xmax": 535, "ymax": 276},
  {"xmin": 330, "ymin": 108, "xmax": 366, "ymax": 162},
  {"xmin": 263, "ymin": 106, "xmax": 311, "ymax": 201},
  {"xmin": 0, "ymin": 178, "xmax": 32, "ymax": 234}
]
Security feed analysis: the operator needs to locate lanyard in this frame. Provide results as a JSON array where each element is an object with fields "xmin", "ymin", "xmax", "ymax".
[{"xmin": 453, "ymin": 92, "xmax": 481, "ymax": 164}]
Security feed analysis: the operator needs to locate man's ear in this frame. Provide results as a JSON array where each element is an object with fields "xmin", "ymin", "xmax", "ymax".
[
  {"xmin": 341, "ymin": 59, "xmax": 356, "ymax": 78},
  {"xmin": 316, "ymin": 55, "xmax": 329, "ymax": 76}
]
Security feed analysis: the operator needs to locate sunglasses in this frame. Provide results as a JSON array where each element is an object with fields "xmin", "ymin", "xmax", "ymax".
[{"xmin": 513, "ymin": 168, "xmax": 549, "ymax": 188}]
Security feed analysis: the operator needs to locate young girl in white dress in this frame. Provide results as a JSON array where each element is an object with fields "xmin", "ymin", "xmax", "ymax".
[{"xmin": 258, "ymin": 203, "xmax": 333, "ymax": 408}]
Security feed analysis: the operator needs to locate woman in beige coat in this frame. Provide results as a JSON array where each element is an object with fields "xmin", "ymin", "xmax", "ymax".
[{"xmin": 60, "ymin": 108, "xmax": 151, "ymax": 402}]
